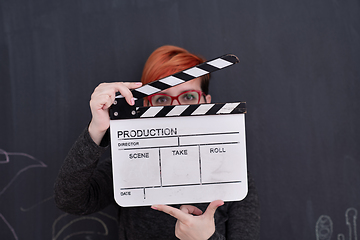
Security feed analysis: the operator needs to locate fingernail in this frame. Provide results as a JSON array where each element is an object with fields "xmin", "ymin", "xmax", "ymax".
[
  {"xmin": 130, "ymin": 98, "xmax": 135, "ymax": 105},
  {"xmin": 151, "ymin": 205, "xmax": 158, "ymax": 210},
  {"xmin": 136, "ymin": 82, "xmax": 142, "ymax": 85}
]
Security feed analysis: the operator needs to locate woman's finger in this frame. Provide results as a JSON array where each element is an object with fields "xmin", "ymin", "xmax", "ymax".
[{"xmin": 179, "ymin": 205, "xmax": 203, "ymax": 216}]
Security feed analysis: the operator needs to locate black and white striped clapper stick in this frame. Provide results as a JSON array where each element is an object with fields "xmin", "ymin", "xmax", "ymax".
[
  {"xmin": 115, "ymin": 54, "xmax": 239, "ymax": 100},
  {"xmin": 111, "ymin": 102, "xmax": 246, "ymax": 120},
  {"xmin": 110, "ymin": 54, "xmax": 240, "ymax": 119}
]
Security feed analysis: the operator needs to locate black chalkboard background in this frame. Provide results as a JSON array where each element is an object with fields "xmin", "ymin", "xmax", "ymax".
[{"xmin": 1, "ymin": 1, "xmax": 359, "ymax": 239}]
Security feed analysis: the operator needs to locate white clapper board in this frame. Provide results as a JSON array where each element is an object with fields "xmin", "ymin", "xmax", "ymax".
[{"xmin": 109, "ymin": 54, "xmax": 248, "ymax": 207}]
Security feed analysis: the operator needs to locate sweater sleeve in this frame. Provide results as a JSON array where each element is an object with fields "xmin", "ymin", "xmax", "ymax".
[{"xmin": 54, "ymin": 128, "xmax": 114, "ymax": 215}]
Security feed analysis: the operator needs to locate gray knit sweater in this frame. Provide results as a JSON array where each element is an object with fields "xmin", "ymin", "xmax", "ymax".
[{"xmin": 54, "ymin": 128, "xmax": 260, "ymax": 239}]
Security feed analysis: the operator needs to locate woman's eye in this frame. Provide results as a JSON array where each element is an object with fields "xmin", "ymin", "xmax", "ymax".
[
  {"xmin": 155, "ymin": 96, "xmax": 169, "ymax": 103},
  {"xmin": 182, "ymin": 94, "xmax": 196, "ymax": 101}
]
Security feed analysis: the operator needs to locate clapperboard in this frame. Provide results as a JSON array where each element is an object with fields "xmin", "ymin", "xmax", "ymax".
[{"xmin": 109, "ymin": 54, "xmax": 248, "ymax": 207}]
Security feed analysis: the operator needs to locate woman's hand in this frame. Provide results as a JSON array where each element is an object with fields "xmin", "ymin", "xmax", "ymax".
[
  {"xmin": 88, "ymin": 82, "xmax": 142, "ymax": 145},
  {"xmin": 152, "ymin": 200, "xmax": 224, "ymax": 240}
]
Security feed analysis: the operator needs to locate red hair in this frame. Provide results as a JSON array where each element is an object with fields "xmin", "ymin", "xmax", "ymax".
[{"xmin": 141, "ymin": 45, "xmax": 210, "ymax": 94}]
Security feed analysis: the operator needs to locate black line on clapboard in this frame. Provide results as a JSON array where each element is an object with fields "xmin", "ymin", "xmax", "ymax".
[
  {"xmin": 162, "ymin": 183, "xmax": 200, "ymax": 188},
  {"xmin": 177, "ymin": 132, "xmax": 240, "ymax": 138},
  {"xmin": 201, "ymin": 181, "xmax": 242, "ymax": 186},
  {"xmin": 119, "ymin": 145, "xmax": 177, "ymax": 151},
  {"xmin": 120, "ymin": 186, "xmax": 162, "ymax": 190},
  {"xmin": 119, "ymin": 142, "xmax": 240, "ymax": 151},
  {"xmin": 198, "ymin": 145, "xmax": 202, "ymax": 185},
  {"xmin": 159, "ymin": 148, "xmax": 162, "ymax": 187},
  {"xmin": 162, "ymin": 181, "xmax": 242, "ymax": 187},
  {"xmin": 118, "ymin": 136, "xmax": 178, "ymax": 141},
  {"xmin": 191, "ymin": 142, "xmax": 240, "ymax": 147},
  {"xmin": 117, "ymin": 131, "xmax": 240, "ymax": 141},
  {"xmin": 120, "ymin": 181, "xmax": 242, "ymax": 190}
]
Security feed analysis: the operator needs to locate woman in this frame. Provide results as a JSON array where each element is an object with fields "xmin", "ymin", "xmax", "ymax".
[{"xmin": 54, "ymin": 45, "xmax": 260, "ymax": 239}]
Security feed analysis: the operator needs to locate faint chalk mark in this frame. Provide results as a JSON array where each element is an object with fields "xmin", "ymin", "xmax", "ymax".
[
  {"xmin": 338, "ymin": 234, "xmax": 346, "ymax": 240},
  {"xmin": 316, "ymin": 208, "xmax": 358, "ymax": 240},
  {"xmin": 52, "ymin": 212, "xmax": 117, "ymax": 240},
  {"xmin": 20, "ymin": 195, "xmax": 54, "ymax": 212},
  {"xmin": 0, "ymin": 149, "xmax": 47, "ymax": 196},
  {"xmin": 0, "ymin": 149, "xmax": 46, "ymax": 240},
  {"xmin": 0, "ymin": 213, "xmax": 18, "ymax": 240},
  {"xmin": 346, "ymin": 208, "xmax": 357, "ymax": 240},
  {"xmin": 316, "ymin": 215, "xmax": 333, "ymax": 240}
]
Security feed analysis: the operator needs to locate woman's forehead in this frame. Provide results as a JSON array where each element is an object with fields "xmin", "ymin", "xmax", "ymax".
[{"xmin": 160, "ymin": 78, "xmax": 202, "ymax": 95}]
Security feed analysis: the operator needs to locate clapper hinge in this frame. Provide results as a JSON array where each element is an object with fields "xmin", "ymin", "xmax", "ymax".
[{"xmin": 109, "ymin": 98, "xmax": 139, "ymax": 120}]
